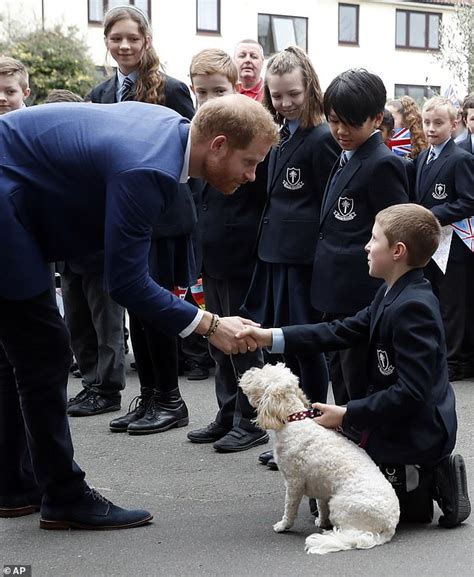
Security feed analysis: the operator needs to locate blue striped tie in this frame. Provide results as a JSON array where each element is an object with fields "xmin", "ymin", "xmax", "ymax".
[{"xmin": 120, "ymin": 77, "xmax": 134, "ymax": 102}]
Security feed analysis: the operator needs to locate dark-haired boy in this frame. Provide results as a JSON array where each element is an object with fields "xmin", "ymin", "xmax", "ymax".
[
  {"xmin": 311, "ymin": 69, "xmax": 409, "ymax": 405},
  {"xmin": 238, "ymin": 204, "xmax": 471, "ymax": 527}
]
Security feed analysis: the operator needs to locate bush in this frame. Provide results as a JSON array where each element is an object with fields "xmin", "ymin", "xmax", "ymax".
[{"xmin": 1, "ymin": 25, "xmax": 100, "ymax": 104}]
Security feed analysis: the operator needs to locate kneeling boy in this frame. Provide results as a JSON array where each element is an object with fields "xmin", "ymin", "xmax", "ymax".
[{"xmin": 237, "ymin": 204, "xmax": 470, "ymax": 527}]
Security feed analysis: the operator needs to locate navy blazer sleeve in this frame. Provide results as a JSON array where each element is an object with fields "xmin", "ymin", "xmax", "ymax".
[
  {"xmin": 104, "ymin": 168, "xmax": 198, "ymax": 333},
  {"xmin": 282, "ymin": 306, "xmax": 371, "ymax": 354}
]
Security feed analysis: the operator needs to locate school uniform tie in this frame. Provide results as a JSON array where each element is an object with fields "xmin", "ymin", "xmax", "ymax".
[
  {"xmin": 120, "ymin": 76, "xmax": 134, "ymax": 102},
  {"xmin": 419, "ymin": 148, "xmax": 437, "ymax": 196},
  {"xmin": 322, "ymin": 151, "xmax": 348, "ymax": 215},
  {"xmin": 426, "ymin": 147, "xmax": 436, "ymax": 164},
  {"xmin": 278, "ymin": 122, "xmax": 291, "ymax": 154}
]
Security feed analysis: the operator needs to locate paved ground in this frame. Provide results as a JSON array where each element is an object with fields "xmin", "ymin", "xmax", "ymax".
[{"xmin": 1, "ymin": 361, "xmax": 473, "ymax": 577}]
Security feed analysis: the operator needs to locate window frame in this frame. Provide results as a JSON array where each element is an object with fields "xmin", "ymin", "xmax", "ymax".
[
  {"xmin": 394, "ymin": 83, "xmax": 440, "ymax": 104},
  {"xmin": 258, "ymin": 13, "xmax": 308, "ymax": 58},
  {"xmin": 338, "ymin": 3, "xmax": 359, "ymax": 46},
  {"xmin": 88, "ymin": 1, "xmax": 152, "ymax": 24},
  {"xmin": 196, "ymin": 0, "xmax": 221, "ymax": 35},
  {"xmin": 395, "ymin": 9, "xmax": 441, "ymax": 51}
]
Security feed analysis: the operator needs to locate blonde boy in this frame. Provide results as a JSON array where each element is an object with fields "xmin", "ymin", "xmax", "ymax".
[
  {"xmin": 186, "ymin": 48, "xmax": 270, "ymax": 452},
  {"xmin": 189, "ymin": 48, "xmax": 239, "ymax": 106},
  {"xmin": 415, "ymin": 95, "xmax": 474, "ymax": 382},
  {"xmin": 0, "ymin": 56, "xmax": 30, "ymax": 114}
]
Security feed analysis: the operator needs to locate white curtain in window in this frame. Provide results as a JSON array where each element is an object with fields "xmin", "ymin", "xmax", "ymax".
[
  {"xmin": 198, "ymin": 0, "xmax": 218, "ymax": 31},
  {"xmin": 272, "ymin": 17, "xmax": 296, "ymax": 51},
  {"xmin": 135, "ymin": 0, "xmax": 150, "ymax": 16},
  {"xmin": 89, "ymin": 0, "xmax": 104, "ymax": 21}
]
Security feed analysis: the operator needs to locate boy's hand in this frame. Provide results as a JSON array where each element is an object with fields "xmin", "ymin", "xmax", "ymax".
[
  {"xmin": 312, "ymin": 402, "xmax": 346, "ymax": 430},
  {"xmin": 235, "ymin": 327, "xmax": 273, "ymax": 351}
]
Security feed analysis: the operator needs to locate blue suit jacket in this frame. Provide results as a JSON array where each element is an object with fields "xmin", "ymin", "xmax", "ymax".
[
  {"xmin": 0, "ymin": 102, "xmax": 198, "ymax": 333},
  {"xmin": 283, "ymin": 269, "xmax": 457, "ymax": 464}
]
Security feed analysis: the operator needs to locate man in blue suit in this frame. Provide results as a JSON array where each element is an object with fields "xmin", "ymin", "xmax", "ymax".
[{"xmin": 0, "ymin": 94, "xmax": 278, "ymax": 529}]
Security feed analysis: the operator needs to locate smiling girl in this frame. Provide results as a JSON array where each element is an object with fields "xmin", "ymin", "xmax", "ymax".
[
  {"xmin": 243, "ymin": 46, "xmax": 339, "ymax": 420},
  {"xmin": 88, "ymin": 6, "xmax": 198, "ymax": 436}
]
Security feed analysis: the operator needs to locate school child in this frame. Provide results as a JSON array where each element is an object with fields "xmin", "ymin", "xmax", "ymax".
[
  {"xmin": 379, "ymin": 108, "xmax": 395, "ymax": 145},
  {"xmin": 386, "ymin": 96, "xmax": 428, "ymax": 159},
  {"xmin": 242, "ymin": 46, "xmax": 339, "ymax": 403},
  {"xmin": 0, "ymin": 56, "xmax": 30, "ymax": 114},
  {"xmin": 311, "ymin": 69, "xmax": 409, "ymax": 406},
  {"xmin": 458, "ymin": 93, "xmax": 474, "ymax": 154},
  {"xmin": 186, "ymin": 48, "xmax": 269, "ymax": 453},
  {"xmin": 83, "ymin": 5, "xmax": 197, "ymax": 433},
  {"xmin": 237, "ymin": 204, "xmax": 471, "ymax": 527},
  {"xmin": 415, "ymin": 96, "xmax": 474, "ymax": 382}
]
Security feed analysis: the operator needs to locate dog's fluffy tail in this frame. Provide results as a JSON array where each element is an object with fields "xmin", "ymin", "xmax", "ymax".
[{"xmin": 305, "ymin": 527, "xmax": 394, "ymax": 555}]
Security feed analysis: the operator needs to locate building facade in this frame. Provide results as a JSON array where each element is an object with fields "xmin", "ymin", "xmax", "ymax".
[{"xmin": 0, "ymin": 0, "xmax": 465, "ymax": 99}]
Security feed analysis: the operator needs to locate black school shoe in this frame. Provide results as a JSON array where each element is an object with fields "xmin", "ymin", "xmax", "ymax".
[
  {"xmin": 109, "ymin": 395, "xmax": 151, "ymax": 432},
  {"xmin": 67, "ymin": 391, "xmax": 121, "ymax": 417},
  {"xmin": 187, "ymin": 421, "xmax": 231, "ymax": 443},
  {"xmin": 127, "ymin": 395, "xmax": 189, "ymax": 435},
  {"xmin": 258, "ymin": 450, "xmax": 274, "ymax": 465},
  {"xmin": 434, "ymin": 454, "xmax": 471, "ymax": 528},
  {"xmin": 40, "ymin": 487, "xmax": 152, "ymax": 530},
  {"xmin": 213, "ymin": 427, "xmax": 269, "ymax": 453}
]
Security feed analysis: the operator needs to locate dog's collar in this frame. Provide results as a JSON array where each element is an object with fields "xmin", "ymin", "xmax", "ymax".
[{"xmin": 287, "ymin": 408, "xmax": 322, "ymax": 422}]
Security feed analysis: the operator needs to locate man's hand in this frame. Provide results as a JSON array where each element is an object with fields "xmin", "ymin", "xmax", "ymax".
[
  {"xmin": 312, "ymin": 402, "xmax": 347, "ymax": 430},
  {"xmin": 209, "ymin": 316, "xmax": 260, "ymax": 354},
  {"xmin": 235, "ymin": 326, "xmax": 273, "ymax": 351}
]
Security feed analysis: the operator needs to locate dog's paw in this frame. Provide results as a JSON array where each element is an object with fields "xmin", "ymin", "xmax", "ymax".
[{"xmin": 273, "ymin": 520, "xmax": 291, "ymax": 533}]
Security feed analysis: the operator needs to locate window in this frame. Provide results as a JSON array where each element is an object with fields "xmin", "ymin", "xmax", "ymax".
[
  {"xmin": 258, "ymin": 14, "xmax": 308, "ymax": 57},
  {"xmin": 196, "ymin": 0, "xmax": 220, "ymax": 34},
  {"xmin": 88, "ymin": 1, "xmax": 151, "ymax": 24},
  {"xmin": 395, "ymin": 84, "xmax": 440, "ymax": 105},
  {"xmin": 396, "ymin": 10, "xmax": 441, "ymax": 50},
  {"xmin": 338, "ymin": 4, "xmax": 359, "ymax": 45}
]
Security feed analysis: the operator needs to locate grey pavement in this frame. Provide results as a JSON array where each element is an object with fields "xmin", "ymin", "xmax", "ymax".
[{"xmin": 1, "ymin": 360, "xmax": 473, "ymax": 577}]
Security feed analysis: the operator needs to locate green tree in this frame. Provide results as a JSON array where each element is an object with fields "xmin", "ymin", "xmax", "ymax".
[
  {"xmin": 436, "ymin": 0, "xmax": 474, "ymax": 95},
  {"xmin": 0, "ymin": 25, "xmax": 100, "ymax": 104}
]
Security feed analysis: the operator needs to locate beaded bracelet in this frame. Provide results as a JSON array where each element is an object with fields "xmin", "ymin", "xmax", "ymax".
[{"xmin": 203, "ymin": 314, "xmax": 220, "ymax": 339}]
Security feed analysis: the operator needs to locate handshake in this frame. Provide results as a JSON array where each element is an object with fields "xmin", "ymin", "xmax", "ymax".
[{"xmin": 195, "ymin": 311, "xmax": 273, "ymax": 354}]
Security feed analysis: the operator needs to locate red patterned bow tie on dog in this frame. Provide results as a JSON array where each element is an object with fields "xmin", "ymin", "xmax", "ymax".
[{"xmin": 287, "ymin": 408, "xmax": 322, "ymax": 422}]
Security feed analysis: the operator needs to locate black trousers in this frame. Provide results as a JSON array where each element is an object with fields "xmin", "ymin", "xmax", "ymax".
[
  {"xmin": 0, "ymin": 290, "xmax": 85, "ymax": 504},
  {"xmin": 128, "ymin": 311, "xmax": 179, "ymax": 395},
  {"xmin": 203, "ymin": 274, "xmax": 263, "ymax": 431},
  {"xmin": 425, "ymin": 252, "xmax": 469, "ymax": 372},
  {"xmin": 323, "ymin": 313, "xmax": 369, "ymax": 405}
]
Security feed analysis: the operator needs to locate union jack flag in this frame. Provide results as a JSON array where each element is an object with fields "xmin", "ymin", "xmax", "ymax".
[
  {"xmin": 387, "ymin": 128, "xmax": 412, "ymax": 157},
  {"xmin": 452, "ymin": 217, "xmax": 474, "ymax": 252}
]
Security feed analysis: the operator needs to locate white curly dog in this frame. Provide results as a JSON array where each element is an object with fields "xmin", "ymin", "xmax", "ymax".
[{"xmin": 239, "ymin": 363, "xmax": 400, "ymax": 555}]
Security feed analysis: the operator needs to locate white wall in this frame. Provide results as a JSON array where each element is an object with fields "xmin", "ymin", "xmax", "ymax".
[{"xmin": 0, "ymin": 0, "xmax": 461, "ymax": 97}]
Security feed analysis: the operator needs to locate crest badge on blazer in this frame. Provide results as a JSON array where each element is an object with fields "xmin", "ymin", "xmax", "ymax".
[
  {"xmin": 377, "ymin": 349, "xmax": 395, "ymax": 376},
  {"xmin": 432, "ymin": 183, "xmax": 447, "ymax": 200},
  {"xmin": 334, "ymin": 196, "xmax": 356, "ymax": 221},
  {"xmin": 283, "ymin": 167, "xmax": 304, "ymax": 190}
]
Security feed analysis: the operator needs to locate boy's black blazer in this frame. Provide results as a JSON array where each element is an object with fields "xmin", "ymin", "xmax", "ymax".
[
  {"xmin": 311, "ymin": 132, "xmax": 409, "ymax": 315},
  {"xmin": 258, "ymin": 123, "xmax": 340, "ymax": 265},
  {"xmin": 414, "ymin": 138, "xmax": 474, "ymax": 226},
  {"xmin": 415, "ymin": 139, "xmax": 474, "ymax": 263},
  {"xmin": 283, "ymin": 268, "xmax": 457, "ymax": 464},
  {"xmin": 198, "ymin": 158, "xmax": 268, "ymax": 279}
]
